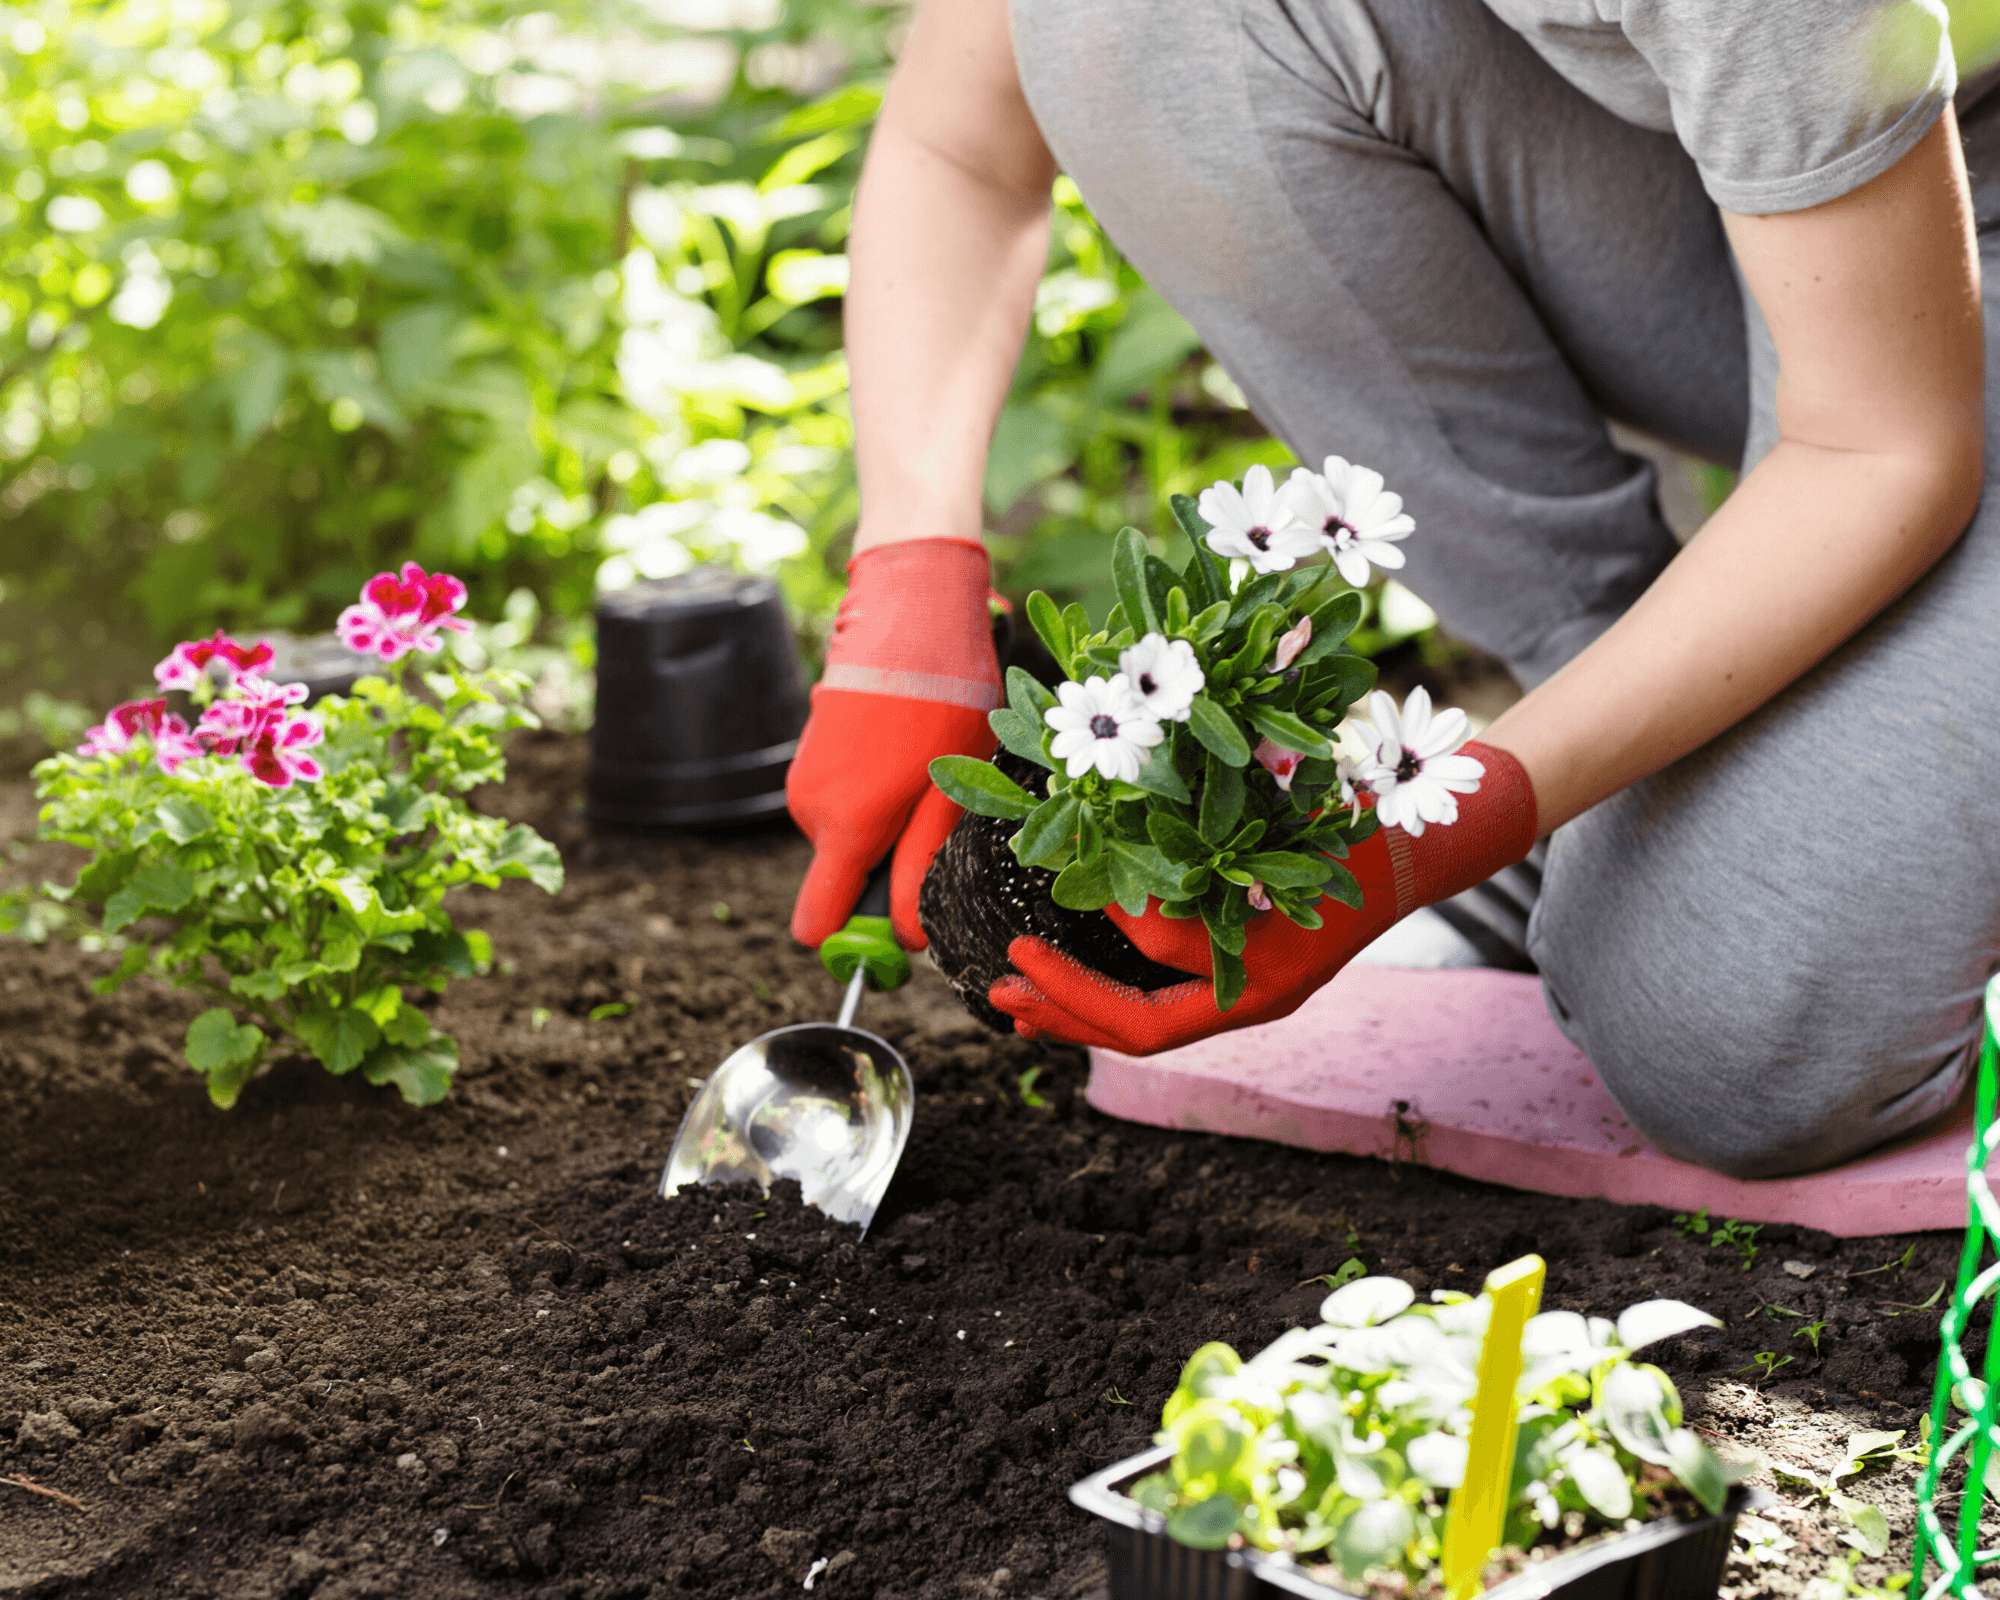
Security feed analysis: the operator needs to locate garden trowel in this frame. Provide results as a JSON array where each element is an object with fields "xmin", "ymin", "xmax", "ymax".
[{"xmin": 660, "ymin": 865, "xmax": 914, "ymax": 1235}]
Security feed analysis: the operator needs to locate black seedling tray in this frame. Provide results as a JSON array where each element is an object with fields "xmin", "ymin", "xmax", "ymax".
[{"xmin": 1070, "ymin": 1445, "xmax": 1766, "ymax": 1600}]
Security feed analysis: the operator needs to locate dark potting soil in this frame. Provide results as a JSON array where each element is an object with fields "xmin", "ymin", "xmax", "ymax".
[
  {"xmin": 920, "ymin": 753, "xmax": 1197, "ymax": 1034},
  {"xmin": 0, "ymin": 733, "xmax": 1978, "ymax": 1600}
]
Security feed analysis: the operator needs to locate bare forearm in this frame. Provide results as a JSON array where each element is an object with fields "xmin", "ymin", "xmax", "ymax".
[
  {"xmin": 1485, "ymin": 111, "xmax": 1982, "ymax": 831},
  {"xmin": 1485, "ymin": 439, "xmax": 1981, "ymax": 828},
  {"xmin": 846, "ymin": 39, "xmax": 1055, "ymax": 552}
]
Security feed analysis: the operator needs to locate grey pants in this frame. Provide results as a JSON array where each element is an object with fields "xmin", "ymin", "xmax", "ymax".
[{"xmin": 1009, "ymin": 0, "xmax": 2000, "ymax": 1177}]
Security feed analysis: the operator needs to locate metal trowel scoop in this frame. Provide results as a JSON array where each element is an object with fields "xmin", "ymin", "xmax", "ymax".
[{"xmin": 660, "ymin": 867, "xmax": 914, "ymax": 1235}]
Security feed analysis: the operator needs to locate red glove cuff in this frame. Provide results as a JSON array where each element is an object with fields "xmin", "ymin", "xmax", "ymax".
[
  {"xmin": 1389, "ymin": 740, "xmax": 1540, "ymax": 915},
  {"xmin": 818, "ymin": 537, "xmax": 1000, "ymax": 711}
]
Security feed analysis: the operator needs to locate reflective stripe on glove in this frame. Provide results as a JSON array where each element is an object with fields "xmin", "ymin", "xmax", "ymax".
[
  {"xmin": 788, "ymin": 537, "xmax": 1001, "ymax": 950},
  {"xmin": 987, "ymin": 741, "xmax": 1538, "ymax": 1053}
]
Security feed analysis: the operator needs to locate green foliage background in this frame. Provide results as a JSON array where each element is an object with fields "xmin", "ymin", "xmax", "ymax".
[{"xmin": 0, "ymin": 0, "xmax": 1443, "ymax": 731}]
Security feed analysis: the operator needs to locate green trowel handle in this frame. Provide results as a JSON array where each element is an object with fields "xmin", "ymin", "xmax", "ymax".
[{"xmin": 819, "ymin": 862, "xmax": 911, "ymax": 993}]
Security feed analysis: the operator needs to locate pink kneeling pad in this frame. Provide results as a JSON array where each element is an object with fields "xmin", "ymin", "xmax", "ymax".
[{"xmin": 1084, "ymin": 965, "xmax": 1970, "ymax": 1237}]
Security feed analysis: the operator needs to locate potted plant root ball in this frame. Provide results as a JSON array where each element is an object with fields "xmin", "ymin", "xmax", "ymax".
[
  {"xmin": 922, "ymin": 463, "xmax": 1468, "ymax": 1032},
  {"xmin": 1069, "ymin": 1268, "xmax": 1762, "ymax": 1599}
]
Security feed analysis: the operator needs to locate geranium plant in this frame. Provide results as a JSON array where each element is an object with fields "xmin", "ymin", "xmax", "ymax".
[
  {"xmin": 27, "ymin": 564, "xmax": 562, "ymax": 1109},
  {"xmin": 928, "ymin": 461, "xmax": 1481, "ymax": 1009},
  {"xmin": 1137, "ymin": 1275, "xmax": 1736, "ymax": 1584}
]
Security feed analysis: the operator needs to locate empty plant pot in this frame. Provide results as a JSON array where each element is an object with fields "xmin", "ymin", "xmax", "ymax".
[{"xmin": 588, "ymin": 568, "xmax": 809, "ymax": 830}]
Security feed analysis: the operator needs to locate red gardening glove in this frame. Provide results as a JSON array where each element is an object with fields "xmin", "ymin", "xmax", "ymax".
[
  {"xmin": 988, "ymin": 743, "xmax": 1538, "ymax": 1053},
  {"xmin": 788, "ymin": 537, "xmax": 1002, "ymax": 950}
]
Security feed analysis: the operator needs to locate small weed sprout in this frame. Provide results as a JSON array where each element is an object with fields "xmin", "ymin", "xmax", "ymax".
[
  {"xmin": 1795, "ymin": 1319, "xmax": 1829, "ymax": 1355},
  {"xmin": 1738, "ymin": 1351, "xmax": 1794, "ymax": 1383},
  {"xmin": 1711, "ymin": 1218, "xmax": 1763, "ymax": 1270},
  {"xmin": 1769, "ymin": 1429, "xmax": 1905, "ymax": 1559},
  {"xmin": 1309, "ymin": 1258, "xmax": 1367, "ymax": 1291},
  {"xmin": 1673, "ymin": 1207, "xmax": 1710, "ymax": 1238},
  {"xmin": 1104, "ymin": 1387, "xmax": 1134, "ymax": 1405},
  {"xmin": 1017, "ymin": 1067, "xmax": 1049, "ymax": 1110}
]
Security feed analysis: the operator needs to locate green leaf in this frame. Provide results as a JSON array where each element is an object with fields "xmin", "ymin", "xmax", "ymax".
[
  {"xmin": 1668, "ymin": 1427, "xmax": 1732, "ymax": 1517},
  {"xmin": 1166, "ymin": 1493, "xmax": 1240, "ymax": 1550},
  {"xmin": 1199, "ymin": 754, "xmax": 1245, "ymax": 843},
  {"xmin": 1084, "ymin": 289, "xmax": 1200, "ymax": 408},
  {"xmin": 930, "ymin": 755, "xmax": 1036, "ymax": 821},
  {"xmin": 1244, "ymin": 703, "xmax": 1332, "ymax": 758},
  {"xmin": 1108, "ymin": 839, "xmax": 1185, "ymax": 903},
  {"xmin": 1006, "ymin": 664, "xmax": 1058, "ymax": 723},
  {"xmin": 1112, "ymin": 526, "xmax": 1159, "ymax": 636},
  {"xmin": 490, "ymin": 824, "xmax": 564, "ymax": 894},
  {"xmin": 185, "ymin": 1009, "xmax": 266, "ymax": 1109},
  {"xmin": 155, "ymin": 798, "xmax": 216, "ymax": 843},
  {"xmin": 1025, "ymin": 591, "xmax": 1070, "ymax": 668},
  {"xmin": 1148, "ymin": 812, "xmax": 1211, "ymax": 864},
  {"xmin": 362, "ymin": 1034, "xmax": 459, "ymax": 1106},
  {"xmin": 1170, "ymin": 493, "xmax": 1225, "ymax": 609},
  {"xmin": 1298, "ymin": 591, "xmax": 1366, "ymax": 659},
  {"xmin": 72, "ymin": 849, "xmax": 138, "ymax": 906},
  {"xmin": 988, "ymin": 707, "xmax": 1053, "ymax": 769},
  {"xmin": 103, "ymin": 862, "xmax": 196, "ymax": 933},
  {"xmin": 1187, "ymin": 697, "xmax": 1251, "ymax": 768},
  {"xmin": 1128, "ymin": 738, "xmax": 1192, "ymax": 802},
  {"xmin": 296, "ymin": 1005, "xmax": 383, "ymax": 1076},
  {"xmin": 354, "ymin": 984, "xmax": 405, "ymax": 1028},
  {"xmin": 1565, "ymin": 1445, "xmax": 1634, "ymax": 1520},
  {"xmin": 1236, "ymin": 851, "xmax": 1334, "ymax": 890},
  {"xmin": 230, "ymin": 969, "xmax": 289, "ymax": 1000},
  {"xmin": 1075, "ymin": 805, "xmax": 1103, "ymax": 865},
  {"xmin": 1189, "ymin": 600, "xmax": 1230, "ymax": 643},
  {"xmin": 1320, "ymin": 860, "xmax": 1363, "ymax": 910},
  {"xmin": 227, "ymin": 333, "xmax": 289, "ymax": 445},
  {"xmin": 1013, "ymin": 793, "xmax": 1080, "ymax": 868},
  {"xmin": 983, "ymin": 399, "xmax": 1073, "ymax": 515},
  {"xmin": 1204, "ymin": 908, "xmax": 1248, "ymax": 957},
  {"xmin": 1331, "ymin": 1499, "xmax": 1415, "ymax": 1582},
  {"xmin": 1050, "ymin": 852, "xmax": 1116, "ymax": 911}
]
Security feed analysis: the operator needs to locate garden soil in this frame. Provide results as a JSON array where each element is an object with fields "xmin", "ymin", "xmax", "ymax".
[{"xmin": 0, "ymin": 733, "xmax": 1982, "ymax": 1600}]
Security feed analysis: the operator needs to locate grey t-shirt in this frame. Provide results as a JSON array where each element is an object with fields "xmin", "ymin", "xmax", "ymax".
[{"xmin": 1479, "ymin": 0, "xmax": 1968, "ymax": 213}]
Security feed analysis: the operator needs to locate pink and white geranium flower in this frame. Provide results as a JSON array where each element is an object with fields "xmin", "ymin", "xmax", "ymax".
[
  {"xmin": 243, "ymin": 710, "xmax": 325, "ymax": 789},
  {"xmin": 1351, "ymin": 687, "xmax": 1483, "ymax": 836},
  {"xmin": 337, "ymin": 561, "xmax": 474, "ymax": 661},
  {"xmin": 154, "ymin": 630, "xmax": 275, "ymax": 692},
  {"xmin": 78, "ymin": 698, "xmax": 202, "ymax": 774}
]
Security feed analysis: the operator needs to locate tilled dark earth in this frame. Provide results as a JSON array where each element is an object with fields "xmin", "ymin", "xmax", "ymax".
[{"xmin": 0, "ymin": 734, "xmax": 1979, "ymax": 1600}]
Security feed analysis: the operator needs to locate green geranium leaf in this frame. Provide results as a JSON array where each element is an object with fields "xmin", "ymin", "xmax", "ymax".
[
  {"xmin": 1566, "ymin": 1445, "xmax": 1633, "ymax": 1521},
  {"xmin": 296, "ymin": 1005, "xmax": 383, "ymax": 1076},
  {"xmin": 185, "ymin": 1009, "xmax": 267, "ymax": 1109},
  {"xmin": 362, "ymin": 1033, "xmax": 459, "ymax": 1106},
  {"xmin": 929, "ymin": 755, "xmax": 1036, "ymax": 820},
  {"xmin": 1012, "ymin": 793, "xmax": 1080, "ymax": 868},
  {"xmin": 494, "ymin": 824, "xmax": 565, "ymax": 894},
  {"xmin": 1332, "ymin": 1499, "xmax": 1416, "ymax": 1582},
  {"xmin": 103, "ymin": 862, "xmax": 197, "ymax": 933},
  {"xmin": 156, "ymin": 798, "xmax": 217, "ymax": 843},
  {"xmin": 72, "ymin": 849, "xmax": 138, "ymax": 906},
  {"xmin": 230, "ymin": 969, "xmax": 290, "ymax": 1000},
  {"xmin": 1188, "ymin": 697, "xmax": 1250, "ymax": 768}
]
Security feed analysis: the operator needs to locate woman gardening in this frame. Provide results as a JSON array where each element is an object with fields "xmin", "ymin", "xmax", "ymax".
[{"xmin": 783, "ymin": 0, "xmax": 1994, "ymax": 1182}]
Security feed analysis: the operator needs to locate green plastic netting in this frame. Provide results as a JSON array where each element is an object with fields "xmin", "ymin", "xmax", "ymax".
[{"xmin": 1912, "ymin": 972, "xmax": 2000, "ymax": 1597}]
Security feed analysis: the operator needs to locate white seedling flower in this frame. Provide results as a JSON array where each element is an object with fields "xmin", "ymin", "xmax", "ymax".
[
  {"xmin": 1044, "ymin": 675, "xmax": 1164, "ymax": 783},
  {"xmin": 1198, "ymin": 464, "xmax": 1323, "ymax": 574},
  {"xmin": 1118, "ymin": 633, "xmax": 1203, "ymax": 723},
  {"xmin": 1281, "ymin": 456, "xmax": 1415, "ymax": 587},
  {"xmin": 1352, "ymin": 687, "xmax": 1483, "ymax": 836}
]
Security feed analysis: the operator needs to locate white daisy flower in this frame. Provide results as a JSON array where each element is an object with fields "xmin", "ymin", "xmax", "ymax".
[
  {"xmin": 1117, "ymin": 633, "xmax": 1203, "ymax": 723},
  {"xmin": 1352, "ymin": 687, "xmax": 1483, "ymax": 836},
  {"xmin": 1198, "ymin": 464, "xmax": 1324, "ymax": 574},
  {"xmin": 1044, "ymin": 675, "xmax": 1165, "ymax": 783},
  {"xmin": 1281, "ymin": 456, "xmax": 1415, "ymax": 588}
]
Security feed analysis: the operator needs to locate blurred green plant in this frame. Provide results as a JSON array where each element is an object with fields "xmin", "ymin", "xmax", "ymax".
[{"xmin": 0, "ymin": 0, "xmax": 1402, "ymax": 721}]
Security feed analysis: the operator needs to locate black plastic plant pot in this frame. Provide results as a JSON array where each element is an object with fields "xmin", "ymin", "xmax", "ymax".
[
  {"xmin": 1070, "ymin": 1445, "xmax": 1768, "ymax": 1600},
  {"xmin": 588, "ymin": 568, "xmax": 809, "ymax": 830}
]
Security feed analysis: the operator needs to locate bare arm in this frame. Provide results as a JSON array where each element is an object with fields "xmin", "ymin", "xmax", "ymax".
[
  {"xmin": 1484, "ymin": 110, "xmax": 1985, "ymax": 828},
  {"xmin": 846, "ymin": 0, "xmax": 1057, "ymax": 552}
]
